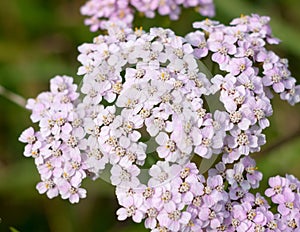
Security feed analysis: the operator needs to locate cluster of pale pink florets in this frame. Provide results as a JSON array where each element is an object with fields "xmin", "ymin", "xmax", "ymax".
[
  {"xmin": 19, "ymin": 1, "xmax": 300, "ymax": 231},
  {"xmin": 81, "ymin": 0, "xmax": 215, "ymax": 31}
]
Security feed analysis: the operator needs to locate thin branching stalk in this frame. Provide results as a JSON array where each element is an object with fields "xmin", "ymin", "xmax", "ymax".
[{"xmin": 0, "ymin": 85, "xmax": 26, "ymax": 108}]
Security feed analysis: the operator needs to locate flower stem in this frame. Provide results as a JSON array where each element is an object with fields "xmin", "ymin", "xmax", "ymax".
[
  {"xmin": 0, "ymin": 85, "xmax": 26, "ymax": 108},
  {"xmin": 255, "ymin": 127, "xmax": 300, "ymax": 158}
]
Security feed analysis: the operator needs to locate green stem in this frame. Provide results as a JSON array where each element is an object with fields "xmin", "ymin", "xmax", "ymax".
[
  {"xmin": 254, "ymin": 127, "xmax": 300, "ymax": 159},
  {"xmin": 0, "ymin": 85, "xmax": 26, "ymax": 108}
]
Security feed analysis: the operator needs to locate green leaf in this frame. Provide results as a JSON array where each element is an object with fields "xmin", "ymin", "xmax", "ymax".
[
  {"xmin": 9, "ymin": 227, "xmax": 20, "ymax": 232},
  {"xmin": 198, "ymin": 154, "xmax": 219, "ymax": 174}
]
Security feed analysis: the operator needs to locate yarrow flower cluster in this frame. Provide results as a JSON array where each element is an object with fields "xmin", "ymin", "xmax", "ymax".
[
  {"xmin": 81, "ymin": 0, "xmax": 215, "ymax": 31},
  {"xmin": 19, "ymin": 76, "xmax": 88, "ymax": 203},
  {"xmin": 19, "ymin": 1, "xmax": 300, "ymax": 231},
  {"xmin": 186, "ymin": 14, "xmax": 300, "ymax": 164},
  {"xmin": 20, "ymin": 22, "xmax": 227, "ymax": 202},
  {"xmin": 116, "ymin": 159, "xmax": 300, "ymax": 231}
]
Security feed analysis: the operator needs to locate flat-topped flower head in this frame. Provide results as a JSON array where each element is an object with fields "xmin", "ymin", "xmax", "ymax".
[
  {"xmin": 18, "ymin": 3, "xmax": 300, "ymax": 231},
  {"xmin": 75, "ymin": 23, "xmax": 230, "ymax": 189}
]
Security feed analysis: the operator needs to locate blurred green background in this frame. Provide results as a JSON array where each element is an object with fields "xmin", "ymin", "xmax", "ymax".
[{"xmin": 0, "ymin": 0, "xmax": 300, "ymax": 231}]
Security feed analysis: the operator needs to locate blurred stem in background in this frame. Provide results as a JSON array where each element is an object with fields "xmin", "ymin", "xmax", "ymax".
[{"xmin": 0, "ymin": 85, "xmax": 26, "ymax": 107}]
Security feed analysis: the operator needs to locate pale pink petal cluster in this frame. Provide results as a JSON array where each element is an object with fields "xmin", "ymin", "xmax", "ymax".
[
  {"xmin": 18, "ymin": 3, "xmax": 300, "ymax": 231},
  {"xmin": 81, "ymin": 0, "xmax": 215, "ymax": 31}
]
